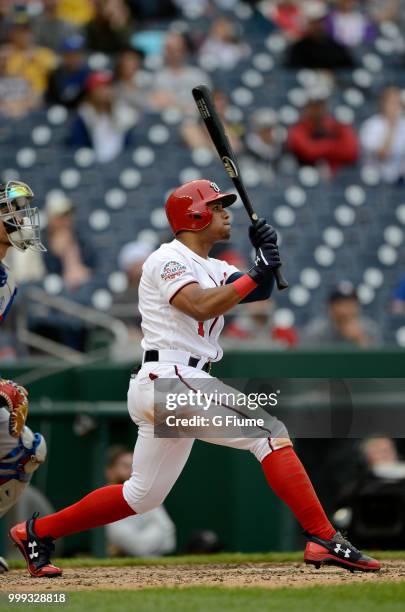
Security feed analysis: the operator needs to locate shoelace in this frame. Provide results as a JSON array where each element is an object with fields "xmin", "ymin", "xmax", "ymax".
[
  {"xmin": 36, "ymin": 539, "xmax": 55, "ymax": 566},
  {"xmin": 29, "ymin": 513, "xmax": 55, "ymax": 567},
  {"xmin": 334, "ymin": 531, "xmax": 361, "ymax": 555}
]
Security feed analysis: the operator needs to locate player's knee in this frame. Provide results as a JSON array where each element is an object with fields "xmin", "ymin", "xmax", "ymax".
[
  {"xmin": 270, "ymin": 437, "xmax": 293, "ymax": 451},
  {"xmin": 122, "ymin": 477, "xmax": 167, "ymax": 514},
  {"xmin": 250, "ymin": 437, "xmax": 293, "ymax": 463}
]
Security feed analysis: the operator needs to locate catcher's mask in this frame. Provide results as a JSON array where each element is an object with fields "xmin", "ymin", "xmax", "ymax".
[{"xmin": 0, "ymin": 181, "xmax": 46, "ymax": 252}]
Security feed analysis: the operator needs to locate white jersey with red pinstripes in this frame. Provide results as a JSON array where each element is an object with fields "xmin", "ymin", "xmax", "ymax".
[{"xmin": 139, "ymin": 239, "xmax": 239, "ymax": 362}]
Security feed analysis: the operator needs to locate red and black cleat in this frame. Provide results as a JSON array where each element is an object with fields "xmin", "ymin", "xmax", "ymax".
[
  {"xmin": 304, "ymin": 531, "xmax": 381, "ymax": 573},
  {"xmin": 9, "ymin": 513, "xmax": 62, "ymax": 578}
]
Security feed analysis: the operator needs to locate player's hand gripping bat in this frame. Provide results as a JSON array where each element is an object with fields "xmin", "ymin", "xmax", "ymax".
[{"xmin": 192, "ymin": 85, "xmax": 288, "ymax": 291}]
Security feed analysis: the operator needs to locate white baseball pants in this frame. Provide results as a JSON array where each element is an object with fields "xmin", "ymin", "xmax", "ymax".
[{"xmin": 123, "ymin": 363, "xmax": 291, "ymax": 514}]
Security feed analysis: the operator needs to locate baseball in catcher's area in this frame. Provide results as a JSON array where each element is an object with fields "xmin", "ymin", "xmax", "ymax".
[{"xmin": 9, "ymin": 179, "xmax": 380, "ymax": 576}]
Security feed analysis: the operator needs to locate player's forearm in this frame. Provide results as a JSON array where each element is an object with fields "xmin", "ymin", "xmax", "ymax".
[
  {"xmin": 226, "ymin": 272, "xmax": 274, "ymax": 303},
  {"xmin": 191, "ymin": 284, "xmax": 248, "ymax": 320},
  {"xmin": 179, "ymin": 276, "xmax": 258, "ymax": 321}
]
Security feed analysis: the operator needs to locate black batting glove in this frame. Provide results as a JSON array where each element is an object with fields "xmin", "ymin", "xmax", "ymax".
[
  {"xmin": 249, "ymin": 218, "xmax": 278, "ymax": 249},
  {"xmin": 247, "ymin": 243, "xmax": 281, "ymax": 284}
]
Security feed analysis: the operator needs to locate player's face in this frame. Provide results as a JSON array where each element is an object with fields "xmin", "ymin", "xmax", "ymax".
[
  {"xmin": 206, "ymin": 202, "xmax": 231, "ymax": 242},
  {"xmin": 0, "ymin": 219, "xmax": 11, "ymax": 247}
]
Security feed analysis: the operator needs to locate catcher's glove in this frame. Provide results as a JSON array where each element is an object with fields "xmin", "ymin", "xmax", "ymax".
[{"xmin": 0, "ymin": 379, "xmax": 29, "ymax": 438}]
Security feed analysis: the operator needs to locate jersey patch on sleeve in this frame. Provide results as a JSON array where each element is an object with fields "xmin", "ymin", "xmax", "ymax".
[{"xmin": 160, "ymin": 260, "xmax": 188, "ymax": 281}]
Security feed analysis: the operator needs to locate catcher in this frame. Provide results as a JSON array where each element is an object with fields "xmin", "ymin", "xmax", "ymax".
[{"xmin": 0, "ymin": 181, "xmax": 47, "ymax": 571}]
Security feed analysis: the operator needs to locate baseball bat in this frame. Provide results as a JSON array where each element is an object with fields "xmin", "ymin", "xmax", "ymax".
[{"xmin": 191, "ymin": 85, "xmax": 288, "ymax": 291}]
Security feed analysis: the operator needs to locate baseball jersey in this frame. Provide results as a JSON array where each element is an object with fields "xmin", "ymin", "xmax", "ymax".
[
  {"xmin": 139, "ymin": 239, "xmax": 240, "ymax": 362},
  {"xmin": 0, "ymin": 262, "xmax": 17, "ymax": 323}
]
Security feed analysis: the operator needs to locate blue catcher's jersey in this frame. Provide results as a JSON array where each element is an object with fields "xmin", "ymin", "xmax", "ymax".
[{"xmin": 0, "ymin": 262, "xmax": 17, "ymax": 323}]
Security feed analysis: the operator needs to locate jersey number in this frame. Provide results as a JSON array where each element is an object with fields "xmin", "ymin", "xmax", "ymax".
[{"xmin": 198, "ymin": 321, "xmax": 205, "ymax": 337}]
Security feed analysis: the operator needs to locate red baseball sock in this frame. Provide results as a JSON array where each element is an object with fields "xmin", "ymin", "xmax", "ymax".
[
  {"xmin": 262, "ymin": 447, "xmax": 335, "ymax": 540},
  {"xmin": 34, "ymin": 484, "xmax": 135, "ymax": 540}
]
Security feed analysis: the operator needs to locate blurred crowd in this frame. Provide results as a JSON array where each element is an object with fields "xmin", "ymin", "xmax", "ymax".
[
  {"xmin": 0, "ymin": 0, "xmax": 404, "ymax": 178},
  {"xmin": 0, "ymin": 0, "xmax": 404, "ymax": 358}
]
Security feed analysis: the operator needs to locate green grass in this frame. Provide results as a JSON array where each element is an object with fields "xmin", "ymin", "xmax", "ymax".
[
  {"xmin": 7, "ymin": 549, "xmax": 405, "ymax": 569},
  {"xmin": 3, "ymin": 584, "xmax": 405, "ymax": 612}
]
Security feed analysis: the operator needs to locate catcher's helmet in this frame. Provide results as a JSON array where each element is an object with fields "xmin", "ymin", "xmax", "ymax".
[
  {"xmin": 165, "ymin": 179, "xmax": 237, "ymax": 234},
  {"xmin": 0, "ymin": 181, "xmax": 45, "ymax": 252}
]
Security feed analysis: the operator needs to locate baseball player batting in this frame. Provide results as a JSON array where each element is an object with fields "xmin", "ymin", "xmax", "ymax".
[
  {"xmin": 10, "ymin": 179, "xmax": 380, "ymax": 576},
  {"xmin": 0, "ymin": 181, "xmax": 47, "ymax": 572}
]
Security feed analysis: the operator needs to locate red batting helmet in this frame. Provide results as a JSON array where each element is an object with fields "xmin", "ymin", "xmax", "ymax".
[{"xmin": 165, "ymin": 179, "xmax": 237, "ymax": 234}]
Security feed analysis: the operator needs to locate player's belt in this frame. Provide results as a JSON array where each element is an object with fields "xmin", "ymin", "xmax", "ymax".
[{"xmin": 143, "ymin": 350, "xmax": 211, "ymax": 373}]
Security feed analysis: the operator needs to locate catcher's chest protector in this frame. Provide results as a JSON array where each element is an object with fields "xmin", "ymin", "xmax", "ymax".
[{"xmin": 0, "ymin": 263, "xmax": 17, "ymax": 323}]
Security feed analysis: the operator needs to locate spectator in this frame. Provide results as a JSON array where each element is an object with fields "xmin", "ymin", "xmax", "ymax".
[
  {"xmin": 32, "ymin": 0, "xmax": 77, "ymax": 52},
  {"xmin": 26, "ymin": 195, "xmax": 97, "ymax": 353},
  {"xmin": 285, "ymin": 0, "xmax": 355, "ymax": 70},
  {"xmin": 360, "ymin": 86, "xmax": 405, "ymax": 184},
  {"xmin": 46, "ymin": 34, "xmax": 90, "ymax": 108},
  {"xmin": 112, "ymin": 239, "xmax": 153, "ymax": 333},
  {"xmin": 259, "ymin": 1, "xmax": 306, "ymax": 40},
  {"xmin": 85, "ymin": 0, "xmax": 133, "ymax": 54},
  {"xmin": 359, "ymin": 437, "xmax": 405, "ymax": 479},
  {"xmin": 105, "ymin": 446, "xmax": 176, "ymax": 557},
  {"xmin": 113, "ymin": 46, "xmax": 149, "ymax": 111},
  {"xmin": 287, "ymin": 89, "xmax": 359, "ymax": 174},
  {"xmin": 332, "ymin": 437, "xmax": 405, "ymax": 549},
  {"xmin": 126, "ymin": 0, "xmax": 179, "ymax": 21},
  {"xmin": 245, "ymin": 108, "xmax": 284, "ymax": 165},
  {"xmin": 6, "ymin": 14, "xmax": 57, "ymax": 95},
  {"xmin": 198, "ymin": 16, "xmax": 249, "ymax": 70},
  {"xmin": 181, "ymin": 89, "xmax": 244, "ymax": 152},
  {"xmin": 43, "ymin": 195, "xmax": 96, "ymax": 292},
  {"xmin": 392, "ymin": 274, "xmax": 405, "ymax": 314},
  {"xmin": 325, "ymin": 0, "xmax": 377, "ymax": 48},
  {"xmin": 367, "ymin": 0, "xmax": 405, "ymax": 28},
  {"xmin": 224, "ymin": 300, "xmax": 298, "ymax": 348},
  {"xmin": 55, "ymin": 0, "xmax": 95, "ymax": 27},
  {"xmin": 0, "ymin": 44, "xmax": 39, "ymax": 118},
  {"xmin": 68, "ymin": 71, "xmax": 137, "ymax": 163},
  {"xmin": 0, "ymin": 0, "xmax": 11, "ymax": 44},
  {"xmin": 302, "ymin": 282, "xmax": 382, "ymax": 347},
  {"xmin": 150, "ymin": 32, "xmax": 211, "ymax": 114}
]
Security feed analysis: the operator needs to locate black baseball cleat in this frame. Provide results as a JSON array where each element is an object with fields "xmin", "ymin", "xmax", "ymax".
[
  {"xmin": 9, "ymin": 513, "xmax": 62, "ymax": 577},
  {"xmin": 304, "ymin": 531, "xmax": 381, "ymax": 573}
]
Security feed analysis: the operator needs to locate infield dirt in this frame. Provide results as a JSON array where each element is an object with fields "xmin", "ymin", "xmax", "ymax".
[{"xmin": 1, "ymin": 560, "xmax": 405, "ymax": 591}]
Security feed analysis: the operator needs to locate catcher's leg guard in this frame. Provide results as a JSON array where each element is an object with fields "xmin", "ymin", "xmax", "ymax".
[{"xmin": 0, "ymin": 426, "xmax": 47, "ymax": 518}]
